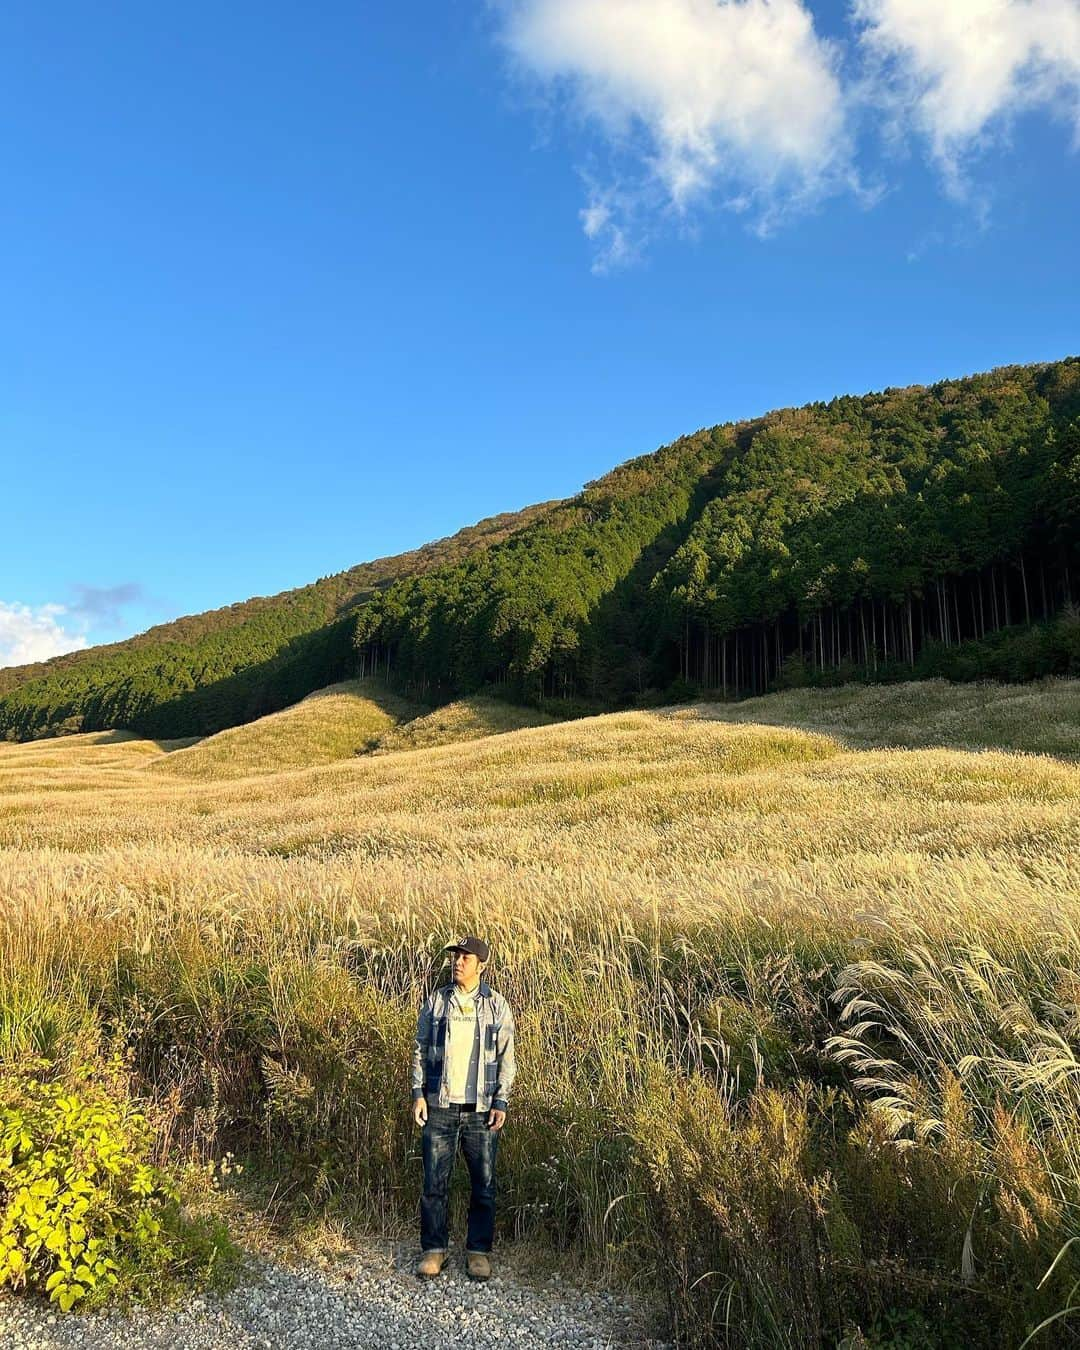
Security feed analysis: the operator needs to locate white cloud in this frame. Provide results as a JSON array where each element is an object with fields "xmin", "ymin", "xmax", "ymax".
[
  {"xmin": 579, "ymin": 185, "xmax": 641, "ymax": 272},
  {"xmin": 500, "ymin": 0, "xmax": 851, "ymax": 263},
  {"xmin": 496, "ymin": 0, "xmax": 1080, "ymax": 263},
  {"xmin": 0, "ymin": 602, "xmax": 88, "ymax": 668},
  {"xmin": 854, "ymin": 0, "xmax": 1080, "ymax": 186}
]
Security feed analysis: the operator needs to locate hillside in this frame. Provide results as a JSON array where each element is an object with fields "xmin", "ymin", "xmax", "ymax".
[
  {"xmin": 0, "ymin": 500, "xmax": 559, "ymax": 740},
  {"xmin": 150, "ymin": 679, "xmax": 426, "ymax": 780},
  {"xmin": 691, "ymin": 675, "xmax": 1080, "ymax": 759},
  {"xmin": 147, "ymin": 685, "xmax": 563, "ymax": 781},
  {"xmin": 3, "ymin": 355, "xmax": 1079, "ymax": 743},
  {"xmin": 370, "ymin": 694, "xmax": 558, "ymax": 755},
  {"xmin": 348, "ymin": 357, "xmax": 1080, "ymax": 706},
  {"xmin": 2, "ymin": 678, "xmax": 1079, "ymax": 1344}
]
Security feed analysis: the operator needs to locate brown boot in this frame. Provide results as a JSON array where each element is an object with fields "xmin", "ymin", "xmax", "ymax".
[
  {"xmin": 466, "ymin": 1251, "xmax": 492, "ymax": 1281},
  {"xmin": 417, "ymin": 1249, "xmax": 447, "ymax": 1279}
]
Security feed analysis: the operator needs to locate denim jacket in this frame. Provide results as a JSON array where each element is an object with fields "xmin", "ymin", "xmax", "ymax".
[{"xmin": 411, "ymin": 981, "xmax": 516, "ymax": 1113}]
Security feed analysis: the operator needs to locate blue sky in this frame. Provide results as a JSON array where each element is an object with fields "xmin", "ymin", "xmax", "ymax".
[{"xmin": 2, "ymin": 0, "xmax": 1078, "ymax": 665}]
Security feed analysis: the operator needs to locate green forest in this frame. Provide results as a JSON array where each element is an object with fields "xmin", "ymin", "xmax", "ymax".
[
  {"xmin": 4, "ymin": 357, "xmax": 1079, "ymax": 742},
  {"xmin": 0, "ymin": 502, "xmax": 555, "ymax": 739}
]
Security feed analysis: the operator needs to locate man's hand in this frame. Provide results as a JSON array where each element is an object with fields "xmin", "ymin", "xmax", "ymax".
[
  {"xmin": 413, "ymin": 1097, "xmax": 428, "ymax": 1128},
  {"xmin": 487, "ymin": 1108, "xmax": 506, "ymax": 1132}
]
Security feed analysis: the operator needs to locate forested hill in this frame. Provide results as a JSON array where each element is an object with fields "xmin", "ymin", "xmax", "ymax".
[
  {"xmin": 4, "ymin": 357, "xmax": 1080, "ymax": 742},
  {"xmin": 0, "ymin": 502, "xmax": 557, "ymax": 702},
  {"xmin": 0, "ymin": 502, "xmax": 560, "ymax": 738},
  {"xmin": 349, "ymin": 358, "xmax": 1080, "ymax": 707}
]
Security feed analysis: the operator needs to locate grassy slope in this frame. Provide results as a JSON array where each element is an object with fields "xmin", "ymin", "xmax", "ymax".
[
  {"xmin": 152, "ymin": 672, "xmax": 1080, "ymax": 791},
  {"xmin": 1, "ymin": 680, "xmax": 1080, "ymax": 1342},
  {"xmin": 147, "ymin": 685, "xmax": 562, "ymax": 781},
  {"xmin": 0, "ymin": 728, "xmax": 202, "ymax": 794},
  {"xmin": 1, "ymin": 678, "xmax": 1074, "ymax": 852},
  {"xmin": 150, "ymin": 679, "xmax": 426, "ymax": 780},
  {"xmin": 688, "ymin": 676, "xmax": 1080, "ymax": 759},
  {"xmin": 371, "ymin": 695, "xmax": 558, "ymax": 755},
  {"xmin": 5, "ymin": 676, "xmax": 1074, "ymax": 793}
]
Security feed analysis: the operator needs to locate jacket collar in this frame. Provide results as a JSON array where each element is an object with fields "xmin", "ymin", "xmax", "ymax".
[{"xmin": 442, "ymin": 979, "xmax": 493, "ymax": 999}]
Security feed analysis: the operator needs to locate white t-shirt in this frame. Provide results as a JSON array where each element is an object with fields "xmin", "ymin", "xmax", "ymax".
[{"xmin": 445, "ymin": 984, "xmax": 481, "ymax": 1104}]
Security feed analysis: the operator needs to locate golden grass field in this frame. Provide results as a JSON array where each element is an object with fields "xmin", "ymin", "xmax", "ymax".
[
  {"xmin": 143, "ymin": 680, "xmax": 558, "ymax": 780},
  {"xmin": 2, "ymin": 677, "xmax": 1079, "ymax": 1347}
]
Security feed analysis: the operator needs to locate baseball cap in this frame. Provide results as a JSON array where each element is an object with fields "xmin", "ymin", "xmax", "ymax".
[{"xmin": 444, "ymin": 935, "xmax": 489, "ymax": 962}]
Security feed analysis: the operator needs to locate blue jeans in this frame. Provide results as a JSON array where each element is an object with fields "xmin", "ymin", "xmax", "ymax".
[{"xmin": 420, "ymin": 1101, "xmax": 499, "ymax": 1253}]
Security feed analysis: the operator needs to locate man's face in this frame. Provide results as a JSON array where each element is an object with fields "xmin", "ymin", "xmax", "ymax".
[{"xmin": 452, "ymin": 950, "xmax": 482, "ymax": 986}]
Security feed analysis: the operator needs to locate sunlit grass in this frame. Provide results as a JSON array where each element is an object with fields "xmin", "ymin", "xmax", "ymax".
[
  {"xmin": 150, "ymin": 679, "xmax": 424, "ymax": 780},
  {"xmin": 1, "ymin": 679, "xmax": 1079, "ymax": 1346}
]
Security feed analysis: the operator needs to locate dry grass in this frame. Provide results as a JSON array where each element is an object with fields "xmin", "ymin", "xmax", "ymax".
[
  {"xmin": 371, "ymin": 694, "xmax": 557, "ymax": 754},
  {"xmin": 149, "ymin": 679, "xmax": 424, "ymax": 780},
  {"xmin": 143, "ymin": 684, "xmax": 557, "ymax": 782},
  {"xmin": 1, "ymin": 679, "xmax": 1079, "ymax": 1346},
  {"xmin": 699, "ymin": 675, "xmax": 1080, "ymax": 759}
]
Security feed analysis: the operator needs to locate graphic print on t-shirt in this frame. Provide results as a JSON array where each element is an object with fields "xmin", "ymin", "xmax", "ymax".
[{"xmin": 446, "ymin": 989, "xmax": 481, "ymax": 1104}]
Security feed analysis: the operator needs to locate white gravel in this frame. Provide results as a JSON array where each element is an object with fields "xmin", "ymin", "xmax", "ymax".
[{"xmin": 0, "ymin": 1242, "xmax": 672, "ymax": 1350}]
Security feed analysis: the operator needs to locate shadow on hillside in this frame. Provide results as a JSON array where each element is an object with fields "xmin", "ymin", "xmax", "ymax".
[
  {"xmin": 575, "ymin": 454, "xmax": 737, "ymax": 703},
  {"xmin": 674, "ymin": 682, "xmax": 1080, "ymax": 763},
  {"xmin": 74, "ymin": 729, "xmax": 204, "ymax": 751},
  {"xmin": 118, "ymin": 619, "xmax": 360, "ymax": 742},
  {"xmin": 154, "ymin": 735, "xmax": 203, "ymax": 753}
]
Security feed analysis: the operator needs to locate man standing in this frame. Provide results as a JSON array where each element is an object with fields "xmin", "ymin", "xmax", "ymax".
[{"xmin": 411, "ymin": 935, "xmax": 516, "ymax": 1281}]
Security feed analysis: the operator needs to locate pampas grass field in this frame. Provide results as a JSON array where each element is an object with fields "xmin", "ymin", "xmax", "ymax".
[{"xmin": 2, "ymin": 678, "xmax": 1080, "ymax": 1347}]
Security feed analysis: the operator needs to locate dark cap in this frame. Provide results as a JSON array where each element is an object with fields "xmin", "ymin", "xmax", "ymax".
[{"xmin": 444, "ymin": 934, "xmax": 489, "ymax": 962}]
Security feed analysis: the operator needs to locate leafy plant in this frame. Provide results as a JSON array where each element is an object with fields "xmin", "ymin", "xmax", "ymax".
[{"xmin": 0, "ymin": 1057, "xmax": 229, "ymax": 1311}]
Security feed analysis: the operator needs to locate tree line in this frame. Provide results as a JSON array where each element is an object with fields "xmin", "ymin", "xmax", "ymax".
[
  {"xmin": 0, "ymin": 504, "xmax": 552, "ymax": 740},
  {"xmin": 350, "ymin": 358, "xmax": 1080, "ymax": 704},
  {"xmin": 642, "ymin": 361, "xmax": 1080, "ymax": 696}
]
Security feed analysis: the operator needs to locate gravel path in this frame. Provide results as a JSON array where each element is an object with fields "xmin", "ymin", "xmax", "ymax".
[{"xmin": 0, "ymin": 1242, "xmax": 672, "ymax": 1349}]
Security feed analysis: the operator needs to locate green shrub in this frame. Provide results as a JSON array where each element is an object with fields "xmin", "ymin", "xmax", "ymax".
[
  {"xmin": 1050, "ymin": 604, "xmax": 1080, "ymax": 674},
  {"xmin": 914, "ymin": 610, "xmax": 1080, "ymax": 685},
  {"xmin": 664, "ymin": 676, "xmax": 700, "ymax": 704},
  {"xmin": 0, "ymin": 1056, "xmax": 234, "ymax": 1310}
]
